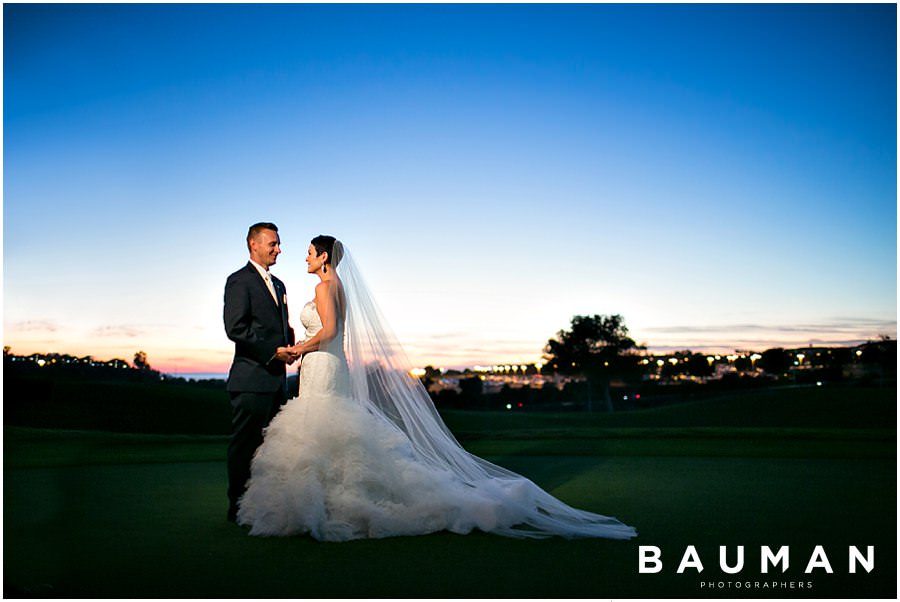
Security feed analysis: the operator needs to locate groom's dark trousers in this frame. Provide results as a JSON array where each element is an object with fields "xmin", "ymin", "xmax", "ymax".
[{"xmin": 223, "ymin": 262, "xmax": 295, "ymax": 520}]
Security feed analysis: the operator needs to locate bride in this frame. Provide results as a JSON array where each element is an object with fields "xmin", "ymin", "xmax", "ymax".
[{"xmin": 236, "ymin": 235, "xmax": 636, "ymax": 541}]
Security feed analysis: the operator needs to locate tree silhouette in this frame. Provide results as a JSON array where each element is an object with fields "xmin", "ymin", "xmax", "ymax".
[
  {"xmin": 686, "ymin": 352, "xmax": 714, "ymax": 377},
  {"xmin": 758, "ymin": 348, "xmax": 791, "ymax": 376},
  {"xmin": 133, "ymin": 350, "xmax": 151, "ymax": 371},
  {"xmin": 859, "ymin": 336, "xmax": 897, "ymax": 383},
  {"xmin": 543, "ymin": 314, "xmax": 645, "ymax": 412}
]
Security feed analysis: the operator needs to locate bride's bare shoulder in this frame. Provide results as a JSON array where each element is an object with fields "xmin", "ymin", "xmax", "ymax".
[{"xmin": 314, "ymin": 279, "xmax": 340, "ymax": 300}]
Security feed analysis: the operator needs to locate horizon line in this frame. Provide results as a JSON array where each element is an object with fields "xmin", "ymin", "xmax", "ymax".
[{"xmin": 8, "ymin": 336, "xmax": 893, "ymax": 375}]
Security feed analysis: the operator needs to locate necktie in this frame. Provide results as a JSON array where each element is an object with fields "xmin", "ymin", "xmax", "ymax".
[{"xmin": 263, "ymin": 272, "xmax": 278, "ymax": 304}]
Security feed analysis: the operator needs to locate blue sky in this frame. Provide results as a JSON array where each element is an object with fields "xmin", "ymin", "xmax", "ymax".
[{"xmin": 3, "ymin": 3, "xmax": 896, "ymax": 372}]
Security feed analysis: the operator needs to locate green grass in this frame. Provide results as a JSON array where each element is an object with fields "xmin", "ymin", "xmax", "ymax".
[
  {"xmin": 441, "ymin": 385, "xmax": 897, "ymax": 431},
  {"xmin": 5, "ymin": 451, "xmax": 894, "ymax": 598},
  {"xmin": 3, "ymin": 386, "xmax": 897, "ymax": 598},
  {"xmin": 5, "ymin": 424, "xmax": 892, "ymax": 472}
]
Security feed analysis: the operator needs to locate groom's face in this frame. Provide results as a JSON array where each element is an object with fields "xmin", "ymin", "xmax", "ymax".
[{"xmin": 250, "ymin": 228, "xmax": 281, "ymax": 268}]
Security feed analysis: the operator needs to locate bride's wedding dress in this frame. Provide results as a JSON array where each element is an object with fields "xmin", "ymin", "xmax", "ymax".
[{"xmin": 237, "ymin": 243, "xmax": 636, "ymax": 541}]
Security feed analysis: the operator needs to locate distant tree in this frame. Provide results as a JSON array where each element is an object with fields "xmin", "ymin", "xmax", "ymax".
[
  {"xmin": 758, "ymin": 348, "xmax": 791, "ymax": 376},
  {"xmin": 457, "ymin": 376, "xmax": 484, "ymax": 410},
  {"xmin": 418, "ymin": 365, "xmax": 443, "ymax": 392},
  {"xmin": 3, "ymin": 346, "xmax": 10, "ymax": 356},
  {"xmin": 860, "ymin": 337, "xmax": 897, "ymax": 378},
  {"xmin": 686, "ymin": 353, "xmax": 714, "ymax": 377},
  {"xmin": 133, "ymin": 350, "xmax": 151, "ymax": 370},
  {"xmin": 733, "ymin": 355, "xmax": 752, "ymax": 372},
  {"xmin": 543, "ymin": 314, "xmax": 645, "ymax": 412}
]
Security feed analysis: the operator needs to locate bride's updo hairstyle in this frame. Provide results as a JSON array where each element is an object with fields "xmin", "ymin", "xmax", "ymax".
[{"xmin": 311, "ymin": 234, "xmax": 342, "ymax": 273}]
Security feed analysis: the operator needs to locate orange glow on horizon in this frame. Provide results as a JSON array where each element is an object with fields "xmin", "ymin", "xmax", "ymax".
[{"xmin": 5, "ymin": 321, "xmax": 894, "ymax": 375}]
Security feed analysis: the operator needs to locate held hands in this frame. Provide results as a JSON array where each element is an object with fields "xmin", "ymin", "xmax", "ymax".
[
  {"xmin": 288, "ymin": 342, "xmax": 314, "ymax": 356},
  {"xmin": 276, "ymin": 341, "xmax": 318, "ymax": 365},
  {"xmin": 275, "ymin": 347, "xmax": 300, "ymax": 364}
]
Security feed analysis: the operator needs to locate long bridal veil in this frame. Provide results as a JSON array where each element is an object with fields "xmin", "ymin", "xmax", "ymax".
[{"xmin": 324, "ymin": 241, "xmax": 636, "ymax": 539}]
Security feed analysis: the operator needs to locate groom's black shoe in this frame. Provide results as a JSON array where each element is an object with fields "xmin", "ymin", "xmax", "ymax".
[{"xmin": 227, "ymin": 506, "xmax": 238, "ymax": 523}]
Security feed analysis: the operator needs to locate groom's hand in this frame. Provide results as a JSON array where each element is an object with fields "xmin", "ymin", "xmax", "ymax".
[{"xmin": 274, "ymin": 347, "xmax": 297, "ymax": 363}]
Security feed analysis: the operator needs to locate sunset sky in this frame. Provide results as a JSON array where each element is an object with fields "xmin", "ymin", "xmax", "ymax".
[{"xmin": 3, "ymin": 3, "xmax": 896, "ymax": 374}]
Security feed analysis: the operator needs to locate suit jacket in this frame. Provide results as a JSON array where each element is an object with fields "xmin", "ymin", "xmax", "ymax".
[{"xmin": 224, "ymin": 262, "xmax": 296, "ymax": 393}]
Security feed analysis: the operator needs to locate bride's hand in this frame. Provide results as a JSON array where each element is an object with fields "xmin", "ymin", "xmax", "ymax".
[{"xmin": 274, "ymin": 347, "xmax": 297, "ymax": 363}]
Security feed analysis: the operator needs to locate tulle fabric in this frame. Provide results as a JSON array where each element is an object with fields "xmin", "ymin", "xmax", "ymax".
[
  {"xmin": 238, "ymin": 350, "xmax": 546, "ymax": 540},
  {"xmin": 237, "ymin": 241, "xmax": 636, "ymax": 541}
]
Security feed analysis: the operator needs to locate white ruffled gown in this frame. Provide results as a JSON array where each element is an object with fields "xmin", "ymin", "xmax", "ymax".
[{"xmin": 237, "ymin": 300, "xmax": 636, "ymax": 541}]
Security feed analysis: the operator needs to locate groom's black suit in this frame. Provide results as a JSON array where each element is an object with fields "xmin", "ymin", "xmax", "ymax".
[{"xmin": 223, "ymin": 262, "xmax": 295, "ymax": 520}]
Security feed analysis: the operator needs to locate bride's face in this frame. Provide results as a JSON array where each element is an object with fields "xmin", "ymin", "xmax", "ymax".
[{"xmin": 306, "ymin": 244, "xmax": 325, "ymax": 274}]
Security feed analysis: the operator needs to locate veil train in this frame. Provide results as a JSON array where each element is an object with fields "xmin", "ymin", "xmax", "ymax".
[{"xmin": 325, "ymin": 241, "xmax": 636, "ymax": 540}]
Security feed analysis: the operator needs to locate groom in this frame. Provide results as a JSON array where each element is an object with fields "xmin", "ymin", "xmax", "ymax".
[{"xmin": 223, "ymin": 222, "xmax": 296, "ymax": 522}]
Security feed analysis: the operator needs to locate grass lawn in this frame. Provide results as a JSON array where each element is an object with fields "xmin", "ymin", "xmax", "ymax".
[{"xmin": 3, "ymin": 386, "xmax": 896, "ymax": 598}]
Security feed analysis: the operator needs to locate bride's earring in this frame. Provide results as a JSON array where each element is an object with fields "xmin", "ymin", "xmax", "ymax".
[{"xmin": 322, "ymin": 262, "xmax": 327, "ymax": 274}]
